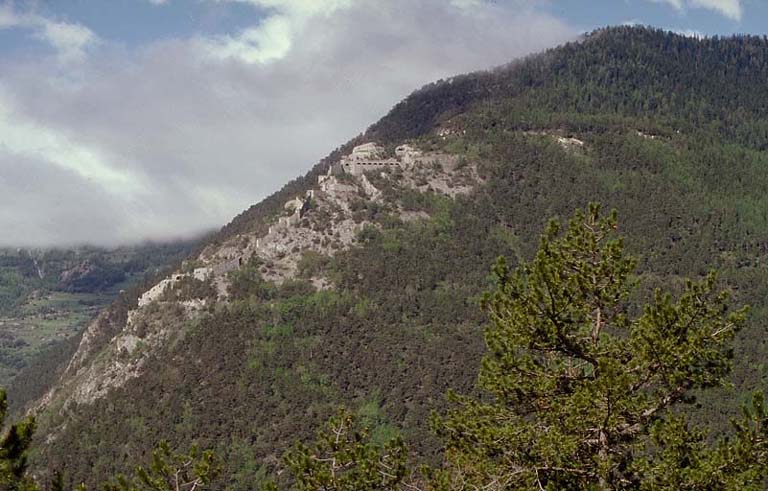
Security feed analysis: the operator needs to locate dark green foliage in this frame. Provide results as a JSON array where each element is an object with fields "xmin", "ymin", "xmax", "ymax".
[
  {"xmin": 58, "ymin": 261, "xmax": 126, "ymax": 294},
  {"xmin": 37, "ymin": 268, "xmax": 478, "ymax": 489},
  {"xmin": 631, "ymin": 398, "xmax": 768, "ymax": 490},
  {"xmin": 0, "ymin": 390, "xmax": 37, "ymax": 491},
  {"xmin": 266, "ymin": 411, "xmax": 408, "ymax": 490},
  {"xmin": 102, "ymin": 442, "xmax": 219, "ymax": 491},
  {"xmin": 431, "ymin": 206, "xmax": 765, "ymax": 490},
  {"xmin": 159, "ymin": 277, "xmax": 217, "ymax": 303},
  {"xmin": 296, "ymin": 252, "xmax": 332, "ymax": 279},
  {"xmin": 370, "ymin": 26, "xmax": 768, "ymax": 151},
  {"xmin": 227, "ymin": 257, "xmax": 277, "ymax": 301},
  {"xmin": 6, "ymin": 335, "xmax": 80, "ymax": 415}
]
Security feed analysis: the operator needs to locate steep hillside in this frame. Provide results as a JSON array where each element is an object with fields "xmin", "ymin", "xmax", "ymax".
[
  {"xmin": 19, "ymin": 26, "xmax": 768, "ymax": 489},
  {"xmin": 0, "ymin": 242, "xmax": 196, "ymax": 388}
]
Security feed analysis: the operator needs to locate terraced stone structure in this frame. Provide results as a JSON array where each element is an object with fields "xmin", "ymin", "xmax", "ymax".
[{"xmin": 338, "ymin": 142, "xmax": 423, "ymax": 175}]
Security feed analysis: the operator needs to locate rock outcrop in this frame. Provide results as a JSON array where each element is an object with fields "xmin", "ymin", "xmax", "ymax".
[{"xmin": 33, "ymin": 140, "xmax": 481, "ymax": 425}]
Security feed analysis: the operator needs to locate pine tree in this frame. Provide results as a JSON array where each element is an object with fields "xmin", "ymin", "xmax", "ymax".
[
  {"xmin": 431, "ymin": 204, "xmax": 767, "ymax": 490},
  {"xmin": 0, "ymin": 389, "xmax": 37, "ymax": 491},
  {"xmin": 102, "ymin": 441, "xmax": 219, "ymax": 491},
  {"xmin": 266, "ymin": 411, "xmax": 409, "ymax": 490}
]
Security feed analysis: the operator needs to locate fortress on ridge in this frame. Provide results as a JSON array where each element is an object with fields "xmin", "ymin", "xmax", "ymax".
[{"xmin": 330, "ymin": 142, "xmax": 424, "ymax": 176}]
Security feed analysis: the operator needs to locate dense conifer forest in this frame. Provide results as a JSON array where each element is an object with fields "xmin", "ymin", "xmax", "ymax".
[{"xmin": 6, "ymin": 26, "xmax": 768, "ymax": 489}]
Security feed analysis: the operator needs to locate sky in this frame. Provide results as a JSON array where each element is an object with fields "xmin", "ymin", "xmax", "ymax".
[{"xmin": 0, "ymin": 0, "xmax": 765, "ymax": 247}]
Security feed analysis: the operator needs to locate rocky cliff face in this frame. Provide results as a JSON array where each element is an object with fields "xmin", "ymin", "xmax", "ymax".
[{"xmin": 32, "ymin": 141, "xmax": 480, "ymax": 434}]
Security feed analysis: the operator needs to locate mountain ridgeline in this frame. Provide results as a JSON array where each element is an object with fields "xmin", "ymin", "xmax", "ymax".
[{"xmin": 14, "ymin": 26, "xmax": 768, "ymax": 489}]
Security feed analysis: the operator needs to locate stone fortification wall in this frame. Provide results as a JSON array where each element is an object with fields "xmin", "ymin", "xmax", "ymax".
[
  {"xmin": 341, "ymin": 159, "xmax": 400, "ymax": 175},
  {"xmin": 335, "ymin": 142, "xmax": 425, "ymax": 176}
]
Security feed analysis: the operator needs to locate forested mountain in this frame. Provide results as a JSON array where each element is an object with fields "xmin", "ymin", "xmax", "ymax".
[{"xmin": 14, "ymin": 26, "xmax": 768, "ymax": 489}]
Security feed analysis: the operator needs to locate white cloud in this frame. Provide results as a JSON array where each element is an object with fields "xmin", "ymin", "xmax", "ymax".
[
  {"xmin": 219, "ymin": 0, "xmax": 354, "ymax": 18},
  {"xmin": 199, "ymin": 15, "xmax": 293, "ymax": 63},
  {"xmin": 450, "ymin": 0, "xmax": 483, "ymax": 9},
  {"xmin": 0, "ymin": 0, "xmax": 576, "ymax": 246},
  {"xmin": 148, "ymin": 0, "xmax": 168, "ymax": 4},
  {"xmin": 202, "ymin": 0, "xmax": 353, "ymax": 64},
  {"xmin": 649, "ymin": 0, "xmax": 742, "ymax": 20},
  {"xmin": 36, "ymin": 20, "xmax": 97, "ymax": 63},
  {"xmin": 689, "ymin": 0, "xmax": 742, "ymax": 20},
  {"xmin": 0, "ymin": 3, "xmax": 20, "ymax": 28},
  {"xmin": 652, "ymin": 0, "xmax": 684, "ymax": 9},
  {"xmin": 0, "ymin": 93, "xmax": 142, "ymax": 194},
  {"xmin": 0, "ymin": 4, "xmax": 97, "ymax": 63}
]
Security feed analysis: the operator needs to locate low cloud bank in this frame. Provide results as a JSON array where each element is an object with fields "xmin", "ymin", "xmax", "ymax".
[{"xmin": 0, "ymin": 0, "xmax": 575, "ymax": 247}]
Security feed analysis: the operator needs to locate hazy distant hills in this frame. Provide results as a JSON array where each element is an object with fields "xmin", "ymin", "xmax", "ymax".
[
  {"xmin": 0, "ymin": 242, "xmax": 195, "ymax": 389},
  {"xmin": 16, "ymin": 26, "xmax": 768, "ymax": 489}
]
